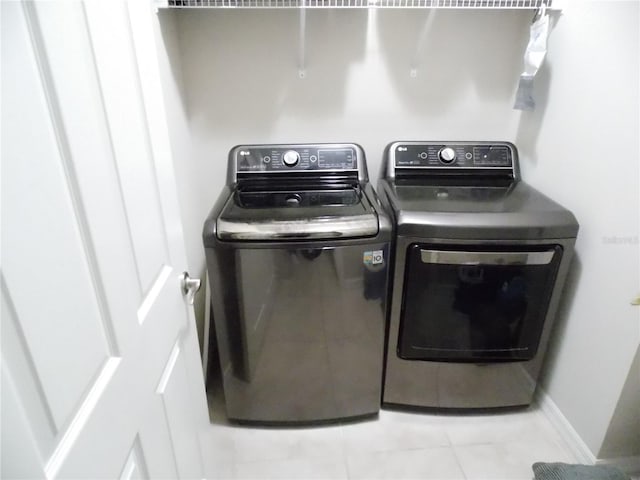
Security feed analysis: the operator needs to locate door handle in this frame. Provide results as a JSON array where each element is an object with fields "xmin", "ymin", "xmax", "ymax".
[
  {"xmin": 420, "ymin": 249, "xmax": 555, "ymax": 266},
  {"xmin": 181, "ymin": 272, "xmax": 201, "ymax": 305}
]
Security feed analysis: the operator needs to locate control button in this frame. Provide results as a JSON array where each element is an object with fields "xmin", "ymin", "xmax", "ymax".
[
  {"xmin": 263, "ymin": 156, "xmax": 271, "ymax": 163},
  {"xmin": 282, "ymin": 150, "xmax": 300, "ymax": 167},
  {"xmin": 436, "ymin": 190, "xmax": 449, "ymax": 199},
  {"xmin": 419, "ymin": 152, "xmax": 428, "ymax": 160},
  {"xmin": 438, "ymin": 147, "xmax": 456, "ymax": 164},
  {"xmin": 465, "ymin": 152, "xmax": 473, "ymax": 160},
  {"xmin": 309, "ymin": 155, "xmax": 317, "ymax": 163}
]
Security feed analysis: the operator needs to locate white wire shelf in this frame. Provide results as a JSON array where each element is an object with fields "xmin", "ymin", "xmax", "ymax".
[{"xmin": 163, "ymin": 0, "xmax": 557, "ymax": 8}]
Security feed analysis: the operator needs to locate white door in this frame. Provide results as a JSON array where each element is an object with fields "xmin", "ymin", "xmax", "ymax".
[{"xmin": 1, "ymin": 1, "xmax": 212, "ymax": 478}]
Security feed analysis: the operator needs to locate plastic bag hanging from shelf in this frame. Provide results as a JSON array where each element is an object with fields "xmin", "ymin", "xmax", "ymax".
[{"xmin": 514, "ymin": 3, "xmax": 550, "ymax": 111}]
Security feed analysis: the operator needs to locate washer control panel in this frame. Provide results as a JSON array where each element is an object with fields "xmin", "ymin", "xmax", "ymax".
[
  {"xmin": 236, "ymin": 145, "xmax": 358, "ymax": 173},
  {"xmin": 393, "ymin": 143, "xmax": 514, "ymax": 169}
]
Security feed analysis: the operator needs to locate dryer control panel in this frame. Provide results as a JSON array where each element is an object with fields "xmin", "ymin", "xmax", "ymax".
[{"xmin": 392, "ymin": 142, "xmax": 515, "ymax": 170}]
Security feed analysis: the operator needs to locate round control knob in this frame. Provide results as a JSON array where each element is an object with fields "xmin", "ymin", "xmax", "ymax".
[
  {"xmin": 438, "ymin": 147, "xmax": 457, "ymax": 164},
  {"xmin": 282, "ymin": 150, "xmax": 300, "ymax": 167}
]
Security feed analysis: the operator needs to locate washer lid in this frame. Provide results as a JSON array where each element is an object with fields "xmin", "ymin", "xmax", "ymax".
[
  {"xmin": 216, "ymin": 188, "xmax": 379, "ymax": 241},
  {"xmin": 382, "ymin": 179, "xmax": 579, "ymax": 240}
]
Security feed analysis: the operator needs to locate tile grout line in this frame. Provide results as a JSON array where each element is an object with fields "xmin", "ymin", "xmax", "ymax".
[
  {"xmin": 449, "ymin": 443, "xmax": 470, "ymax": 480},
  {"xmin": 339, "ymin": 422, "xmax": 353, "ymax": 480}
]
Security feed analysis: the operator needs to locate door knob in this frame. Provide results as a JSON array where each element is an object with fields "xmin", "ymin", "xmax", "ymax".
[{"xmin": 181, "ymin": 272, "xmax": 201, "ymax": 305}]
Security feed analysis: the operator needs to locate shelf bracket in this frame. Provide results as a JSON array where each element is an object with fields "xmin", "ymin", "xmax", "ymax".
[
  {"xmin": 548, "ymin": 0, "xmax": 566, "ymax": 12},
  {"xmin": 410, "ymin": 9, "xmax": 436, "ymax": 78},
  {"xmin": 298, "ymin": 4, "xmax": 307, "ymax": 79}
]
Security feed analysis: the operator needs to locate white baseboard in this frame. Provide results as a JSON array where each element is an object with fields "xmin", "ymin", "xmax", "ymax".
[
  {"xmin": 596, "ymin": 456, "xmax": 640, "ymax": 476},
  {"xmin": 536, "ymin": 387, "xmax": 640, "ymax": 476},
  {"xmin": 535, "ymin": 386, "xmax": 596, "ymax": 465}
]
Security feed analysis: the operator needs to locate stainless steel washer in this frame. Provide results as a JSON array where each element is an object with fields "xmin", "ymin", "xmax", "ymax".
[
  {"xmin": 203, "ymin": 143, "xmax": 391, "ymax": 424},
  {"xmin": 378, "ymin": 141, "xmax": 579, "ymax": 410}
]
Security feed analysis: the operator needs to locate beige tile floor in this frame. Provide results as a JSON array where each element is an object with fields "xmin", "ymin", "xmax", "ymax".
[{"xmin": 204, "ymin": 375, "xmax": 581, "ymax": 480}]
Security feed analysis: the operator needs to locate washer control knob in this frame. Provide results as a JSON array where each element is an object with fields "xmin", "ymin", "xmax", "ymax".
[
  {"xmin": 438, "ymin": 147, "xmax": 456, "ymax": 164},
  {"xmin": 282, "ymin": 150, "xmax": 300, "ymax": 167}
]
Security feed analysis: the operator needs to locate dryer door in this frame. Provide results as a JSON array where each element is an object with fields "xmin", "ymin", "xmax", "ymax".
[{"xmin": 398, "ymin": 244, "xmax": 563, "ymax": 362}]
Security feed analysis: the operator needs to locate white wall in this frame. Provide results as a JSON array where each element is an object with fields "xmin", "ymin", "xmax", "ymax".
[
  {"xmin": 158, "ymin": 0, "xmax": 639, "ymax": 459},
  {"xmin": 174, "ymin": 7, "xmax": 533, "ymax": 186},
  {"xmin": 515, "ymin": 1, "xmax": 639, "ymax": 459},
  {"xmin": 599, "ymin": 346, "xmax": 640, "ymax": 459}
]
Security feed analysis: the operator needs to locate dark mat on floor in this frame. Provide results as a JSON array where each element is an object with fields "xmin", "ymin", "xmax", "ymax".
[{"xmin": 532, "ymin": 462, "xmax": 630, "ymax": 480}]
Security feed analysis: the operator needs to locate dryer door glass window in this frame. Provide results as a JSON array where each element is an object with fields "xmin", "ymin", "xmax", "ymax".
[{"xmin": 398, "ymin": 244, "xmax": 563, "ymax": 362}]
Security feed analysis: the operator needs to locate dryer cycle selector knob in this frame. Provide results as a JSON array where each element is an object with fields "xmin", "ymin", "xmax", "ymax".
[
  {"xmin": 282, "ymin": 150, "xmax": 300, "ymax": 167},
  {"xmin": 438, "ymin": 147, "xmax": 457, "ymax": 164}
]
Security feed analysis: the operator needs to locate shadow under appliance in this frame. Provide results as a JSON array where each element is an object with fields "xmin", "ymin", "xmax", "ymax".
[
  {"xmin": 203, "ymin": 143, "xmax": 391, "ymax": 424},
  {"xmin": 378, "ymin": 141, "xmax": 578, "ymax": 409}
]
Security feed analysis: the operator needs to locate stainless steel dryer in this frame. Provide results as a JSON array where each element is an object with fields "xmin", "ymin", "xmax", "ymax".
[
  {"xmin": 203, "ymin": 143, "xmax": 391, "ymax": 424},
  {"xmin": 378, "ymin": 141, "xmax": 578, "ymax": 410}
]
